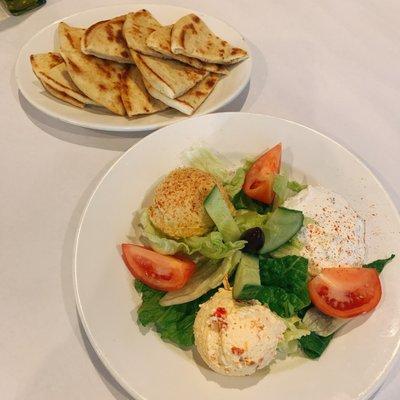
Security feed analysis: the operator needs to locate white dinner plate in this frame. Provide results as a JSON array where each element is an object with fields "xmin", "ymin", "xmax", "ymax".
[
  {"xmin": 74, "ymin": 113, "xmax": 400, "ymax": 400},
  {"xmin": 15, "ymin": 4, "xmax": 251, "ymax": 132}
]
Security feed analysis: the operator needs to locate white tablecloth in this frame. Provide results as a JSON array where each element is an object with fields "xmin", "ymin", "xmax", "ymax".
[{"xmin": 1, "ymin": 0, "xmax": 399, "ymax": 398}]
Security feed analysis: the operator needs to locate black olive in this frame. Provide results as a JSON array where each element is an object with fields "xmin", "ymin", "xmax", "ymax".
[{"xmin": 240, "ymin": 227, "xmax": 265, "ymax": 253}]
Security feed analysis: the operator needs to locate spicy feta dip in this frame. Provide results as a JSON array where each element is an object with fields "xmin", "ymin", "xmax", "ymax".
[{"xmin": 283, "ymin": 186, "xmax": 366, "ymax": 275}]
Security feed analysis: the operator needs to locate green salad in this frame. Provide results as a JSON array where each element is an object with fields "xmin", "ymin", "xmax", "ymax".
[{"xmin": 120, "ymin": 144, "xmax": 395, "ymax": 376}]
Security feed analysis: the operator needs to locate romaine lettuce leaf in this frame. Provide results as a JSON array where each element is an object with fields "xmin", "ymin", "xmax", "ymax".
[
  {"xmin": 139, "ymin": 209, "xmax": 246, "ymax": 259},
  {"xmin": 134, "ymin": 280, "xmax": 216, "ymax": 348},
  {"xmin": 298, "ymin": 332, "xmax": 333, "ymax": 359},
  {"xmin": 364, "ymin": 254, "xmax": 395, "ymax": 274},
  {"xmin": 237, "ymin": 256, "xmax": 310, "ymax": 318},
  {"xmin": 160, "ymin": 251, "xmax": 241, "ymax": 306},
  {"xmin": 232, "ymin": 190, "xmax": 271, "ymax": 214}
]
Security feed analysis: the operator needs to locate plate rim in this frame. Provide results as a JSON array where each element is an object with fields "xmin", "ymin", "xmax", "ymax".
[
  {"xmin": 15, "ymin": 3, "xmax": 252, "ymax": 132},
  {"xmin": 73, "ymin": 112, "xmax": 400, "ymax": 400}
]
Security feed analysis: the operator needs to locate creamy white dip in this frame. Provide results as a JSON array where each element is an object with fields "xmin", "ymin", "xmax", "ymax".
[{"xmin": 283, "ymin": 186, "xmax": 366, "ymax": 275}]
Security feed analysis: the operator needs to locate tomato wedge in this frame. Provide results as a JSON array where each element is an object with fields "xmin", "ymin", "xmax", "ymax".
[
  {"xmin": 243, "ymin": 143, "xmax": 282, "ymax": 204},
  {"xmin": 121, "ymin": 244, "xmax": 195, "ymax": 292},
  {"xmin": 308, "ymin": 267, "xmax": 382, "ymax": 318}
]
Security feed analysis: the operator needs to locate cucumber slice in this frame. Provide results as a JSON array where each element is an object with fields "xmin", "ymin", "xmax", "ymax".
[
  {"xmin": 260, "ymin": 207, "xmax": 304, "ymax": 254},
  {"xmin": 204, "ymin": 185, "xmax": 241, "ymax": 242},
  {"xmin": 233, "ymin": 253, "xmax": 261, "ymax": 299}
]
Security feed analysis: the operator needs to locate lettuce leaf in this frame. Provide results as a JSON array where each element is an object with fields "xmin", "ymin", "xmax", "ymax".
[
  {"xmin": 183, "ymin": 147, "xmax": 254, "ymax": 198},
  {"xmin": 270, "ymin": 236, "xmax": 303, "ymax": 258},
  {"xmin": 364, "ymin": 254, "xmax": 395, "ymax": 274},
  {"xmin": 273, "ymin": 175, "xmax": 307, "ymax": 207},
  {"xmin": 134, "ymin": 280, "xmax": 216, "ymax": 348},
  {"xmin": 139, "ymin": 210, "xmax": 190, "ymax": 255},
  {"xmin": 234, "ymin": 209, "xmax": 269, "ymax": 232},
  {"xmin": 160, "ymin": 251, "xmax": 241, "ymax": 306},
  {"xmin": 224, "ymin": 166, "xmax": 246, "ymax": 198},
  {"xmin": 278, "ymin": 316, "xmax": 310, "ymax": 355},
  {"xmin": 183, "ymin": 147, "xmax": 232, "ymax": 183},
  {"xmin": 288, "ymin": 180, "xmax": 307, "ymax": 193},
  {"xmin": 232, "ymin": 190, "xmax": 271, "ymax": 214},
  {"xmin": 184, "ymin": 233, "xmax": 246, "ymax": 259},
  {"xmin": 298, "ymin": 332, "xmax": 333, "ymax": 359},
  {"xmin": 139, "ymin": 209, "xmax": 245, "ymax": 259},
  {"xmin": 237, "ymin": 256, "xmax": 310, "ymax": 318}
]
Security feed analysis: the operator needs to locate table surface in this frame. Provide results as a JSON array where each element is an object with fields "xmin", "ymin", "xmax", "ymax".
[{"xmin": 1, "ymin": 0, "xmax": 400, "ymax": 399}]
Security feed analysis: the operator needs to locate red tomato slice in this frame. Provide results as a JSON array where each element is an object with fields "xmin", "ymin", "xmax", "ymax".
[
  {"xmin": 121, "ymin": 244, "xmax": 195, "ymax": 292},
  {"xmin": 243, "ymin": 143, "xmax": 282, "ymax": 204},
  {"xmin": 308, "ymin": 267, "xmax": 382, "ymax": 318}
]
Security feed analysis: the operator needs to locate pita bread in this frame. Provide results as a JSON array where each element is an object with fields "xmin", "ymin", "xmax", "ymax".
[
  {"xmin": 61, "ymin": 49, "xmax": 127, "ymax": 115},
  {"xmin": 146, "ymin": 25, "xmax": 228, "ymax": 75},
  {"xmin": 144, "ymin": 73, "xmax": 219, "ymax": 115},
  {"xmin": 120, "ymin": 66, "xmax": 168, "ymax": 117},
  {"xmin": 81, "ymin": 15, "xmax": 133, "ymax": 64},
  {"xmin": 122, "ymin": 10, "xmax": 163, "ymax": 57},
  {"xmin": 30, "ymin": 52, "xmax": 96, "ymax": 105},
  {"xmin": 58, "ymin": 22, "xmax": 85, "ymax": 51},
  {"xmin": 170, "ymin": 14, "xmax": 248, "ymax": 64},
  {"xmin": 131, "ymin": 51, "xmax": 208, "ymax": 99},
  {"xmin": 42, "ymin": 82, "xmax": 85, "ymax": 108}
]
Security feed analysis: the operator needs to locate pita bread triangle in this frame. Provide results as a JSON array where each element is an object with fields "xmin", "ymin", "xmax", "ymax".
[
  {"xmin": 81, "ymin": 15, "xmax": 133, "ymax": 64},
  {"xmin": 42, "ymin": 82, "xmax": 85, "ymax": 108},
  {"xmin": 120, "ymin": 66, "xmax": 168, "ymax": 117},
  {"xmin": 131, "ymin": 50, "xmax": 208, "ymax": 99},
  {"xmin": 30, "ymin": 52, "xmax": 96, "ymax": 106},
  {"xmin": 146, "ymin": 25, "xmax": 228, "ymax": 75},
  {"xmin": 170, "ymin": 14, "xmax": 248, "ymax": 64},
  {"xmin": 61, "ymin": 48, "xmax": 128, "ymax": 115},
  {"xmin": 143, "ymin": 73, "xmax": 220, "ymax": 115},
  {"xmin": 122, "ymin": 9, "xmax": 163, "ymax": 58},
  {"xmin": 58, "ymin": 22, "xmax": 85, "ymax": 52}
]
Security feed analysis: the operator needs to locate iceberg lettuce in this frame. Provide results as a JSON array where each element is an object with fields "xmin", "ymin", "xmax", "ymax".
[
  {"xmin": 139, "ymin": 209, "xmax": 246, "ymax": 260},
  {"xmin": 183, "ymin": 147, "xmax": 233, "ymax": 184},
  {"xmin": 234, "ymin": 209, "xmax": 269, "ymax": 232},
  {"xmin": 273, "ymin": 174, "xmax": 307, "ymax": 207},
  {"xmin": 183, "ymin": 147, "xmax": 253, "ymax": 198},
  {"xmin": 278, "ymin": 316, "xmax": 310, "ymax": 355}
]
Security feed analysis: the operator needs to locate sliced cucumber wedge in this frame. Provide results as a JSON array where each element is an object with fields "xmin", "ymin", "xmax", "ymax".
[
  {"xmin": 233, "ymin": 253, "xmax": 261, "ymax": 299},
  {"xmin": 260, "ymin": 207, "xmax": 304, "ymax": 254},
  {"xmin": 204, "ymin": 185, "xmax": 241, "ymax": 242}
]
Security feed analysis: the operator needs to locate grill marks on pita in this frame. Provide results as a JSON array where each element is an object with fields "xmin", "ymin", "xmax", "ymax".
[
  {"xmin": 58, "ymin": 22, "xmax": 85, "ymax": 52},
  {"xmin": 146, "ymin": 25, "xmax": 228, "ymax": 75},
  {"xmin": 81, "ymin": 15, "xmax": 133, "ymax": 63},
  {"xmin": 143, "ymin": 73, "xmax": 220, "ymax": 115},
  {"xmin": 122, "ymin": 10, "xmax": 163, "ymax": 58},
  {"xmin": 29, "ymin": 10, "xmax": 249, "ymax": 117},
  {"xmin": 131, "ymin": 51, "xmax": 208, "ymax": 99},
  {"xmin": 61, "ymin": 49, "xmax": 128, "ymax": 115},
  {"xmin": 120, "ymin": 66, "xmax": 168, "ymax": 117},
  {"xmin": 171, "ymin": 14, "xmax": 248, "ymax": 64},
  {"xmin": 30, "ymin": 52, "xmax": 95, "ymax": 107}
]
